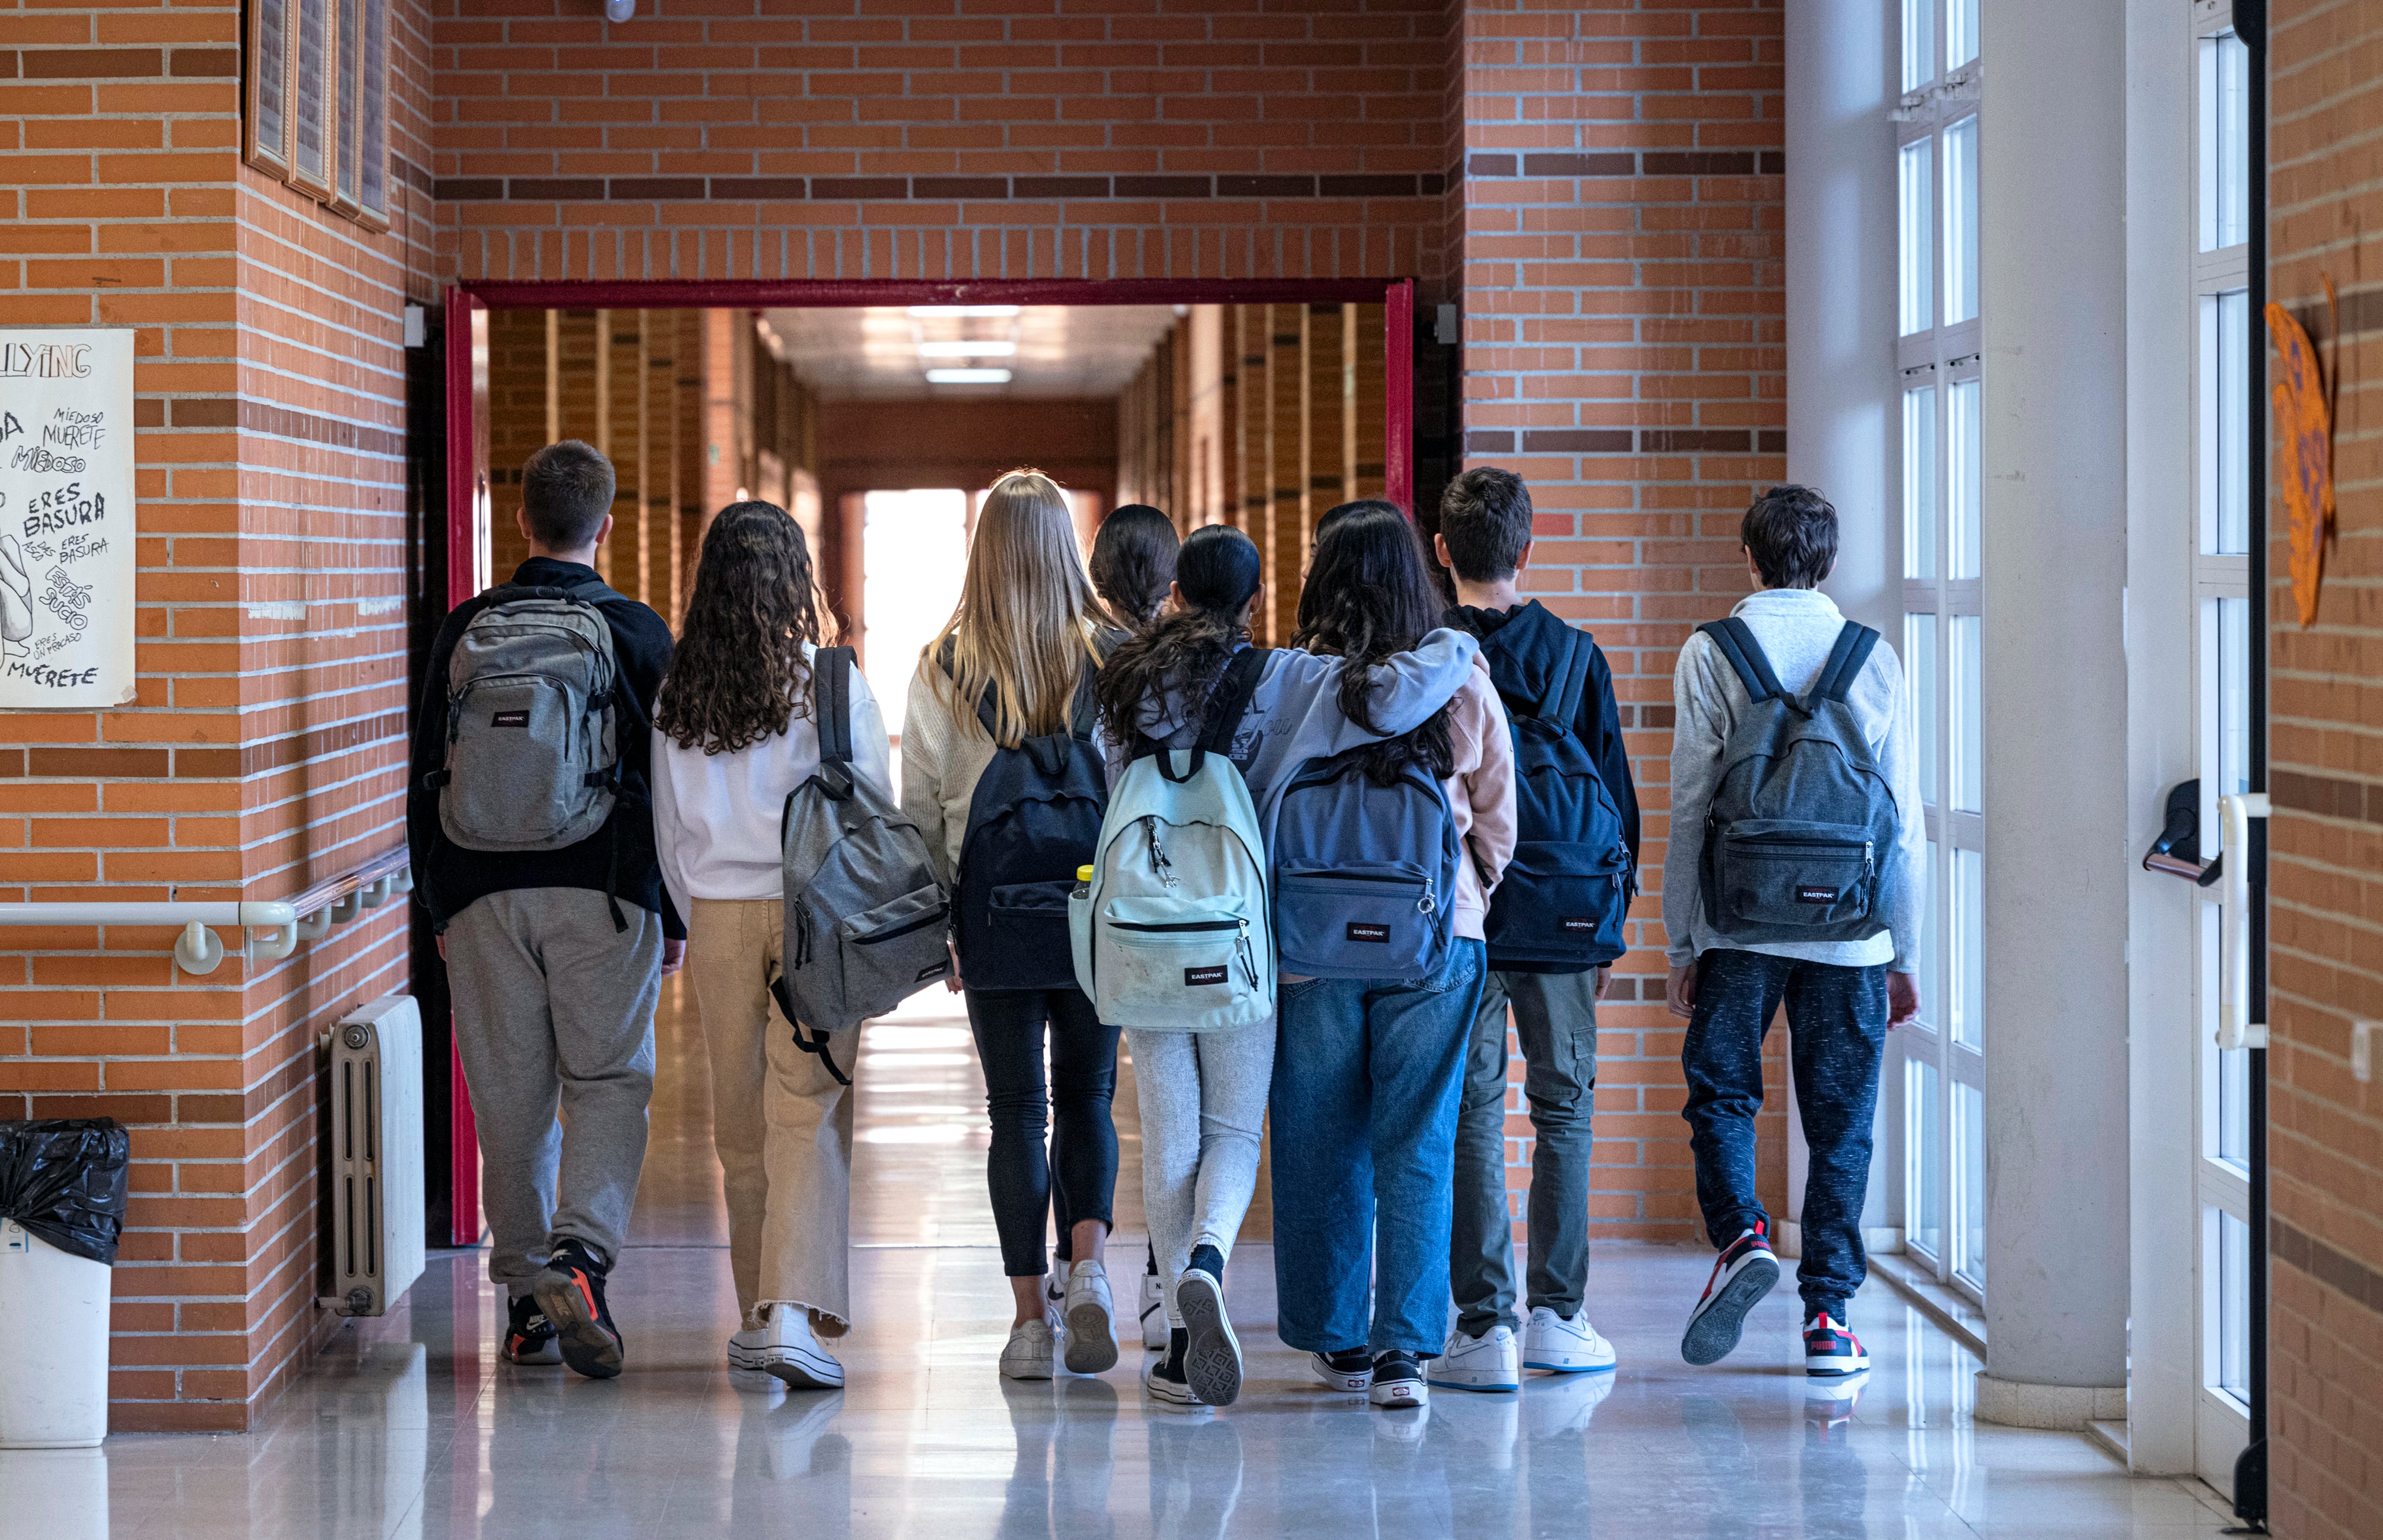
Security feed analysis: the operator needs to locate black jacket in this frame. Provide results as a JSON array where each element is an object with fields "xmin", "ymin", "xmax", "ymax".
[
  {"xmin": 406, "ymin": 558, "xmax": 684, "ymax": 938},
  {"xmin": 1445, "ymin": 600, "xmax": 1642, "ymax": 872}
]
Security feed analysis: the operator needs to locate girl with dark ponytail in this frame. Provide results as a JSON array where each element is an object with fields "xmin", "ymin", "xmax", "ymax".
[
  {"xmin": 1095, "ymin": 521, "xmax": 1484, "ymax": 1409},
  {"xmin": 1088, "ymin": 502, "xmax": 1180, "ymax": 634}
]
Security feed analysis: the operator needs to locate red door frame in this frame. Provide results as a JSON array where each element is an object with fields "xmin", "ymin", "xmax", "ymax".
[{"xmin": 437, "ymin": 274, "xmax": 1417, "ymax": 1245}]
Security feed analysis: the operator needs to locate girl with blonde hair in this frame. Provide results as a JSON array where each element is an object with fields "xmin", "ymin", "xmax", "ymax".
[{"xmin": 901, "ymin": 469, "xmax": 1124, "ymax": 1380}]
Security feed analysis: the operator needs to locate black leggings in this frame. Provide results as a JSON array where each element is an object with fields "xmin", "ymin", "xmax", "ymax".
[{"xmin": 963, "ymin": 986, "xmax": 1120, "ymax": 1277}]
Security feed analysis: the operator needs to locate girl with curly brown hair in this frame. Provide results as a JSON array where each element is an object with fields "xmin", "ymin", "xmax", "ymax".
[{"xmin": 650, "ymin": 499, "xmax": 889, "ymax": 1393}]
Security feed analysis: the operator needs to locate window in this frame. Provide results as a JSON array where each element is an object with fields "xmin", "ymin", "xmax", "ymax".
[
  {"xmin": 1949, "ymin": 377, "xmax": 1982, "ymax": 578},
  {"xmin": 1943, "ymin": 118, "xmax": 1980, "ymax": 326},
  {"xmin": 1907, "ymin": 614, "xmax": 1939, "ymax": 797},
  {"xmin": 1903, "ymin": 386, "xmax": 1939, "ymax": 580},
  {"xmin": 1899, "ymin": 143, "xmax": 1936, "ymax": 337},
  {"xmin": 246, "ymin": 0, "xmax": 390, "ymax": 228}
]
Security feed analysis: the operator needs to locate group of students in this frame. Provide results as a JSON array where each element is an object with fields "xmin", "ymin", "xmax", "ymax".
[{"xmin": 406, "ymin": 441, "xmax": 1923, "ymax": 1416}]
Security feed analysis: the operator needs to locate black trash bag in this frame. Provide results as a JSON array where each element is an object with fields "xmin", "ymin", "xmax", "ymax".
[{"xmin": 0, "ymin": 1119, "xmax": 131, "ymax": 1266}]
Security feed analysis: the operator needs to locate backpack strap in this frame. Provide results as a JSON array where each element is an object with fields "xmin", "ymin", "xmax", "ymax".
[
  {"xmin": 1808, "ymin": 622, "xmax": 1882, "ymax": 707},
  {"xmin": 811, "ymin": 645, "xmax": 857, "ymax": 800},
  {"xmin": 1142, "ymin": 645, "xmax": 1268, "ymax": 783},
  {"xmin": 767, "ymin": 976, "xmax": 851, "ymax": 1087},
  {"xmin": 1698, "ymin": 618, "xmax": 1791, "ymax": 705},
  {"xmin": 1546, "ymin": 627, "xmax": 1595, "ymax": 730}
]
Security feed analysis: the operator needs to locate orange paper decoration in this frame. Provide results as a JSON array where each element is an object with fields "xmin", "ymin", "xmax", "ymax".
[{"xmin": 2264, "ymin": 284, "xmax": 2337, "ymax": 629}]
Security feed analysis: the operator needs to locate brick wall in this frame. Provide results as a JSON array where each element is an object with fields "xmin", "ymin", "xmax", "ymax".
[
  {"xmin": 1444, "ymin": 0, "xmax": 1787, "ymax": 1240},
  {"xmin": 0, "ymin": 1, "xmax": 439, "ymax": 1429},
  {"xmin": 2265, "ymin": 0, "xmax": 2383, "ymax": 1532}
]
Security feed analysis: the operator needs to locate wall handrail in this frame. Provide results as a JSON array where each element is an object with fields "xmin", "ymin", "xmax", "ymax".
[{"xmin": 0, "ymin": 845, "xmax": 412, "ymax": 975}]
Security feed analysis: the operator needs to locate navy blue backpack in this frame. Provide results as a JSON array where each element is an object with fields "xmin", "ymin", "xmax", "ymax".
[
  {"xmin": 951, "ymin": 660, "xmax": 1110, "ymax": 992},
  {"xmin": 1273, "ymin": 742, "xmax": 1461, "ymax": 982},
  {"xmin": 1483, "ymin": 629, "xmax": 1633, "ymax": 971}
]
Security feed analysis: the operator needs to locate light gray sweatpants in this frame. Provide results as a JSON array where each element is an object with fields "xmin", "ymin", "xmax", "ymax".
[
  {"xmin": 445, "ymin": 887, "xmax": 663, "ymax": 1293},
  {"xmin": 1125, "ymin": 1014, "xmax": 1275, "ymax": 1327}
]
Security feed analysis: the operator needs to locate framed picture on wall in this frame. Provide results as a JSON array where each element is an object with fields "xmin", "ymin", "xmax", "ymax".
[{"xmin": 247, "ymin": 0, "xmax": 389, "ymax": 231}]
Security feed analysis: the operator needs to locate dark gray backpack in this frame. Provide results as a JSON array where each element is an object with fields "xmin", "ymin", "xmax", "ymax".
[
  {"xmin": 1696, "ymin": 618, "xmax": 1897, "ymax": 941},
  {"xmin": 770, "ymin": 646, "xmax": 950, "ymax": 1083},
  {"xmin": 436, "ymin": 579, "xmax": 621, "ymax": 853}
]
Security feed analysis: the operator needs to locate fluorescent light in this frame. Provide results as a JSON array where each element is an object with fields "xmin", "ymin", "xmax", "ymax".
[
  {"xmin": 925, "ymin": 368, "xmax": 1012, "ymax": 384},
  {"xmin": 917, "ymin": 340, "xmax": 1016, "ymax": 358},
  {"xmin": 908, "ymin": 305, "xmax": 1022, "ymax": 318}
]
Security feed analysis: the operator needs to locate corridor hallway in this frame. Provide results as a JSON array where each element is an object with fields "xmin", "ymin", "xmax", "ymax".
[{"xmin": 42, "ymin": 988, "xmax": 2242, "ymax": 1540}]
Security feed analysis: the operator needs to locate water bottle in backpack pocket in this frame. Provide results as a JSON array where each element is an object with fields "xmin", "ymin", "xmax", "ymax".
[
  {"xmin": 773, "ymin": 648, "xmax": 951, "ymax": 1062},
  {"xmin": 1483, "ymin": 631, "xmax": 1632, "ymax": 969},
  {"xmin": 1272, "ymin": 749, "xmax": 1460, "ymax": 982},
  {"xmin": 1695, "ymin": 616, "xmax": 1899, "ymax": 943},
  {"xmin": 436, "ymin": 581, "xmax": 621, "ymax": 852},
  {"xmin": 950, "ymin": 661, "xmax": 1108, "ymax": 992}
]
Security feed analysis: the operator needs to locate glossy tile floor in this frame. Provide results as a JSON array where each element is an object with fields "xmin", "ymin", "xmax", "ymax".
[{"xmin": 3, "ymin": 984, "xmax": 2241, "ymax": 1539}]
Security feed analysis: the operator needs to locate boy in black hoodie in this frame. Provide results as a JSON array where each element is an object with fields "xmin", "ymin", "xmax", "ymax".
[
  {"xmin": 407, "ymin": 440, "xmax": 683, "ymax": 1379},
  {"xmin": 1430, "ymin": 467, "xmax": 1641, "ymax": 1388}
]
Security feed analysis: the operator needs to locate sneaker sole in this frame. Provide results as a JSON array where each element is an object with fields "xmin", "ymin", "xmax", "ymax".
[
  {"xmin": 1680, "ymin": 1252, "xmax": 1780, "ymax": 1367},
  {"xmin": 1064, "ymin": 1295, "xmax": 1120, "ymax": 1375},
  {"xmin": 764, "ymin": 1349, "xmax": 846, "ymax": 1391},
  {"xmin": 1370, "ymin": 1379, "xmax": 1428, "ymax": 1408},
  {"xmin": 1143, "ymin": 1379, "xmax": 1208, "ymax": 1409},
  {"xmin": 532, "ymin": 1271, "xmax": 624, "ymax": 1380},
  {"xmin": 504, "ymin": 1341, "xmax": 562, "ymax": 1367},
  {"xmin": 1522, "ymin": 1353, "xmax": 1618, "ymax": 1373},
  {"xmin": 1806, "ymin": 1357, "xmax": 1870, "ymax": 1376},
  {"xmin": 1425, "ymin": 1374, "xmax": 1518, "ymax": 1393},
  {"xmin": 1175, "ymin": 1272, "xmax": 1241, "ymax": 1407}
]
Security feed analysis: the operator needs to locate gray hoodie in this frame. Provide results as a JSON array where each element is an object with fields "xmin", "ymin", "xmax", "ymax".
[
  {"xmin": 1101, "ymin": 631, "xmax": 1483, "ymax": 854},
  {"xmin": 1663, "ymin": 587, "xmax": 1925, "ymax": 973}
]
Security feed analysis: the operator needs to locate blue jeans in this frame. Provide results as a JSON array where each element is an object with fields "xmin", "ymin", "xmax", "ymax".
[
  {"xmin": 1270, "ymin": 938, "xmax": 1485, "ymax": 1356},
  {"xmin": 1680, "ymin": 949, "xmax": 1888, "ymax": 1316}
]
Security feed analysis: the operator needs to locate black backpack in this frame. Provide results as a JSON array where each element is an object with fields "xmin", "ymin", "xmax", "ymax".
[
  {"xmin": 1482, "ymin": 629, "xmax": 1632, "ymax": 971},
  {"xmin": 951, "ymin": 658, "xmax": 1110, "ymax": 992}
]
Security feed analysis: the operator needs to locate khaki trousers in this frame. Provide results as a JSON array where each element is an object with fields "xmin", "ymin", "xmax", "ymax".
[{"xmin": 686, "ymin": 896, "xmax": 858, "ymax": 1328}]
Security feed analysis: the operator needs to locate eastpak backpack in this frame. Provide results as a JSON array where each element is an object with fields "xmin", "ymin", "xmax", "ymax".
[
  {"xmin": 1072, "ymin": 648, "xmax": 1272, "ymax": 1031},
  {"xmin": 1695, "ymin": 616, "xmax": 1898, "ymax": 941},
  {"xmin": 1272, "ymin": 732, "xmax": 1462, "ymax": 984},
  {"xmin": 771, "ymin": 646, "xmax": 951, "ymax": 1081},
  {"xmin": 1482, "ymin": 628, "xmax": 1633, "ymax": 971},
  {"xmin": 950, "ymin": 656, "xmax": 1110, "ymax": 992},
  {"xmin": 434, "ymin": 579, "xmax": 622, "ymax": 855}
]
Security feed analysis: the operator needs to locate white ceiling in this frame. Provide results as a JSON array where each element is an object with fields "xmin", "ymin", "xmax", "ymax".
[{"xmin": 761, "ymin": 304, "xmax": 1182, "ymax": 400}]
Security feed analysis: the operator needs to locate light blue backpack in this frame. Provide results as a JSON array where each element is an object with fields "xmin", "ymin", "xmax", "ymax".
[{"xmin": 1071, "ymin": 650, "xmax": 1273, "ymax": 1031}]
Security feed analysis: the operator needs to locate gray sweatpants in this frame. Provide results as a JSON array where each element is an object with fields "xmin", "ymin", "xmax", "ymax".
[
  {"xmin": 445, "ymin": 887, "xmax": 663, "ymax": 1293},
  {"xmin": 1124, "ymin": 1016, "xmax": 1275, "ymax": 1328}
]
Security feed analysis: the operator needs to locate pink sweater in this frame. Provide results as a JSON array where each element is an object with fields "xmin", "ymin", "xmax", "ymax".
[{"xmin": 1444, "ymin": 660, "xmax": 1517, "ymax": 941}]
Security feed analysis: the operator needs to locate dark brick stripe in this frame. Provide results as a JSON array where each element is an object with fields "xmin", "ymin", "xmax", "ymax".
[
  {"xmin": 1457, "ymin": 150, "xmax": 1784, "ymax": 183},
  {"xmin": 1466, "ymin": 428, "xmax": 1788, "ymax": 457},
  {"xmin": 2271, "ymin": 767, "xmax": 2383, "ymax": 826},
  {"xmin": 8, "ymin": 714, "xmax": 405, "ymax": 782},
  {"xmin": 236, "ymin": 399, "xmax": 405, "ymax": 459},
  {"xmin": 2282, "ymin": 285, "xmax": 2383, "ymax": 342},
  {"xmin": 2274, "ymin": 1218, "xmax": 2383, "ymax": 1317},
  {"xmin": 433, "ymin": 172, "xmax": 1450, "ymax": 203}
]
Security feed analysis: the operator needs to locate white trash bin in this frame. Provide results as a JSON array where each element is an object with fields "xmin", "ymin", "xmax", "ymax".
[{"xmin": 0, "ymin": 1219, "xmax": 111, "ymax": 1448}]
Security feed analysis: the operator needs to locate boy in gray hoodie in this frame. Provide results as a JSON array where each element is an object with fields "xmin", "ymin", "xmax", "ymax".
[{"xmin": 1663, "ymin": 485, "xmax": 1924, "ymax": 1380}]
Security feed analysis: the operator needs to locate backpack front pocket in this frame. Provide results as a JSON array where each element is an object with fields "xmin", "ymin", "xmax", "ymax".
[
  {"xmin": 830, "ymin": 883, "xmax": 952, "ymax": 1023},
  {"xmin": 1275, "ymin": 862, "xmax": 1441, "ymax": 981},
  {"xmin": 443, "ymin": 674, "xmax": 606, "ymax": 850},
  {"xmin": 1711, "ymin": 819, "xmax": 1875, "ymax": 931},
  {"xmin": 970, "ymin": 879, "xmax": 1078, "ymax": 992},
  {"xmin": 1485, "ymin": 840, "xmax": 1629, "ymax": 965},
  {"xmin": 1095, "ymin": 895, "xmax": 1260, "ymax": 1027}
]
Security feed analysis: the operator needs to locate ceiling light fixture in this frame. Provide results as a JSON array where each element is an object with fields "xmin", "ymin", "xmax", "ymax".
[
  {"xmin": 908, "ymin": 305, "xmax": 1022, "ymax": 319},
  {"xmin": 925, "ymin": 368, "xmax": 1012, "ymax": 384},
  {"xmin": 916, "ymin": 340, "xmax": 1017, "ymax": 358}
]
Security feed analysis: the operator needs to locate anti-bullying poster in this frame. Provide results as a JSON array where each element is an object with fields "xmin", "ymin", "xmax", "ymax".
[{"xmin": 0, "ymin": 329, "xmax": 136, "ymax": 709}]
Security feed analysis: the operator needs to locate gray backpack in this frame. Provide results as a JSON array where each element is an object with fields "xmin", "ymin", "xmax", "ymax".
[
  {"xmin": 1696, "ymin": 617, "xmax": 1897, "ymax": 941},
  {"xmin": 770, "ymin": 645, "xmax": 951, "ymax": 1082},
  {"xmin": 436, "ymin": 579, "xmax": 621, "ymax": 853}
]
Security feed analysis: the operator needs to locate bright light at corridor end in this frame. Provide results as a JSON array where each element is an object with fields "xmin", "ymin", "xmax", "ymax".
[
  {"xmin": 917, "ymin": 340, "xmax": 1017, "ymax": 358},
  {"xmin": 908, "ymin": 305, "xmax": 1022, "ymax": 319},
  {"xmin": 924, "ymin": 368, "xmax": 1012, "ymax": 384}
]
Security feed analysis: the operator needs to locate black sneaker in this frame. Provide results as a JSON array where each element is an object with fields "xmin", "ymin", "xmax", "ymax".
[
  {"xmin": 1681, "ymin": 1219, "xmax": 1781, "ymax": 1367},
  {"xmin": 532, "ymin": 1238, "xmax": 624, "ymax": 1380},
  {"xmin": 1369, "ymin": 1351, "xmax": 1426, "ymax": 1408},
  {"xmin": 1143, "ymin": 1330, "xmax": 1203, "ymax": 1408},
  {"xmin": 502, "ymin": 1294, "xmax": 560, "ymax": 1366},
  {"xmin": 1803, "ymin": 1310, "xmax": 1870, "ymax": 1376},
  {"xmin": 1311, "ymin": 1347, "xmax": 1374, "ymax": 1393}
]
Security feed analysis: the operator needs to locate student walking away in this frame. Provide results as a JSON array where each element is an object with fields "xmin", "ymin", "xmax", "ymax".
[
  {"xmin": 1252, "ymin": 503, "xmax": 1513, "ymax": 1414},
  {"xmin": 1089, "ymin": 520, "xmax": 1482, "ymax": 1409},
  {"xmin": 1664, "ymin": 485, "xmax": 1924, "ymax": 1379},
  {"xmin": 1429, "ymin": 469, "xmax": 1638, "ymax": 1391},
  {"xmin": 651, "ymin": 501, "xmax": 895, "ymax": 1392},
  {"xmin": 1086, "ymin": 501, "xmax": 1183, "ymax": 1353},
  {"xmin": 405, "ymin": 440, "xmax": 684, "ymax": 1380},
  {"xmin": 902, "ymin": 470, "xmax": 1122, "ymax": 1382}
]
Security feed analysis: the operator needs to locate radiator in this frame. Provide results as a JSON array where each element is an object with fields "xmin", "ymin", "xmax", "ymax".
[{"xmin": 325, "ymin": 994, "xmax": 426, "ymax": 1317}]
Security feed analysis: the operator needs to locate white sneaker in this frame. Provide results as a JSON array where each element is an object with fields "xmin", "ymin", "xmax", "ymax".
[
  {"xmin": 1429, "ymin": 1324, "xmax": 1520, "ymax": 1392},
  {"xmin": 753, "ymin": 1303, "xmax": 844, "ymax": 1390},
  {"xmin": 1175, "ymin": 1267, "xmax": 1242, "ymax": 1407},
  {"xmin": 1523, "ymin": 1306, "xmax": 1618, "ymax": 1373},
  {"xmin": 1001, "ymin": 1318, "xmax": 1058, "ymax": 1380},
  {"xmin": 1139, "ymin": 1269, "xmax": 1167, "ymax": 1351},
  {"xmin": 727, "ymin": 1325, "xmax": 769, "ymax": 1374},
  {"xmin": 1062, "ymin": 1259, "xmax": 1120, "ymax": 1374}
]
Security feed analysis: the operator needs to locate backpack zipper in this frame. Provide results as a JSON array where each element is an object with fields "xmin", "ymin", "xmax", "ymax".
[
  {"xmin": 1108, "ymin": 917, "xmax": 1245, "ymax": 934},
  {"xmin": 851, "ymin": 905, "xmax": 950, "ymax": 946},
  {"xmin": 1142, "ymin": 817, "xmax": 1180, "ymax": 889}
]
